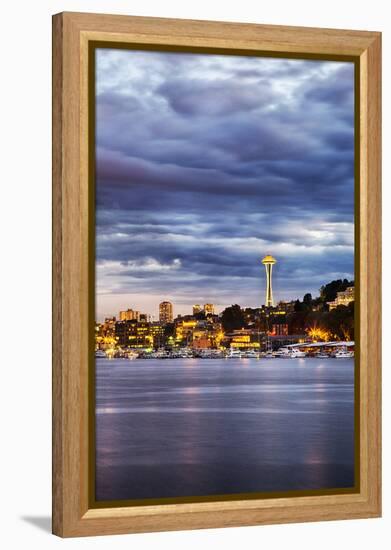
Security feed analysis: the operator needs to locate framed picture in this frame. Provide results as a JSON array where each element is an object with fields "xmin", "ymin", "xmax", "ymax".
[{"xmin": 52, "ymin": 12, "xmax": 381, "ymax": 537}]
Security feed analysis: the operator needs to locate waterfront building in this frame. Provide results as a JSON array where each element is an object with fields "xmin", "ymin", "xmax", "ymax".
[
  {"xmin": 102, "ymin": 317, "xmax": 116, "ymax": 336},
  {"xmin": 192, "ymin": 321, "xmax": 224, "ymax": 349},
  {"xmin": 261, "ymin": 255, "xmax": 277, "ymax": 307},
  {"xmin": 226, "ymin": 329, "xmax": 261, "ymax": 350},
  {"xmin": 115, "ymin": 319, "xmax": 160, "ymax": 349},
  {"xmin": 115, "ymin": 320, "xmax": 136, "ymax": 347},
  {"xmin": 271, "ymin": 323, "xmax": 289, "ymax": 336},
  {"xmin": 175, "ymin": 319, "xmax": 197, "ymax": 344},
  {"xmin": 174, "ymin": 317, "xmax": 223, "ymax": 348},
  {"xmin": 192, "ymin": 336, "xmax": 212, "ymax": 349},
  {"xmin": 327, "ymin": 286, "xmax": 355, "ymax": 310},
  {"xmin": 149, "ymin": 322, "xmax": 165, "ymax": 348},
  {"xmin": 269, "ymin": 334, "xmax": 310, "ymax": 350},
  {"xmin": 159, "ymin": 301, "xmax": 173, "ymax": 324},
  {"xmin": 96, "ymin": 318, "xmax": 117, "ymax": 351}
]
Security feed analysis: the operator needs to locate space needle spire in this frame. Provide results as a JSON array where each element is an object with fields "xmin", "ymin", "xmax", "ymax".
[{"xmin": 262, "ymin": 255, "xmax": 277, "ymax": 307}]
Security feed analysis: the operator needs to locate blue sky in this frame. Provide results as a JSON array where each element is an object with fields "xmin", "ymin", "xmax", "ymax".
[{"xmin": 95, "ymin": 48, "xmax": 355, "ymax": 321}]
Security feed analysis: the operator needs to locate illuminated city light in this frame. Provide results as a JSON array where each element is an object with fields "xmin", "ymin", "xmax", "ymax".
[{"xmin": 307, "ymin": 326, "xmax": 331, "ymax": 342}]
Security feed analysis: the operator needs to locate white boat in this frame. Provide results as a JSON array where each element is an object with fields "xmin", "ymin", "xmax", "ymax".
[
  {"xmin": 179, "ymin": 348, "xmax": 194, "ymax": 358},
  {"xmin": 288, "ymin": 349, "xmax": 306, "ymax": 358},
  {"xmin": 125, "ymin": 350, "xmax": 139, "ymax": 360},
  {"xmin": 244, "ymin": 350, "xmax": 259, "ymax": 358},
  {"xmin": 263, "ymin": 336, "xmax": 274, "ymax": 358},
  {"xmin": 153, "ymin": 349, "xmax": 169, "ymax": 359},
  {"xmin": 95, "ymin": 350, "xmax": 106, "ymax": 358},
  {"xmin": 198, "ymin": 349, "xmax": 212, "ymax": 358},
  {"xmin": 273, "ymin": 347, "xmax": 291, "ymax": 358},
  {"xmin": 228, "ymin": 349, "xmax": 243, "ymax": 358},
  {"xmin": 335, "ymin": 349, "xmax": 354, "ymax": 358}
]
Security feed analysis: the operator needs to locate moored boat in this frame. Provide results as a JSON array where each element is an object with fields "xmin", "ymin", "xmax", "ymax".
[{"xmin": 335, "ymin": 349, "xmax": 354, "ymax": 358}]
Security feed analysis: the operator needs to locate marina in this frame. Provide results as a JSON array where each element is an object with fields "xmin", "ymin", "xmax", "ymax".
[{"xmin": 95, "ymin": 341, "xmax": 354, "ymax": 361}]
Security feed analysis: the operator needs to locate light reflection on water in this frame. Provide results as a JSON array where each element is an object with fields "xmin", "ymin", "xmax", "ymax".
[{"xmin": 95, "ymin": 358, "xmax": 355, "ymax": 501}]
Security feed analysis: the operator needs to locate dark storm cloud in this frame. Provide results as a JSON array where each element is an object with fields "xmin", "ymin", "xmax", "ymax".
[
  {"xmin": 95, "ymin": 50, "xmax": 354, "ymax": 318},
  {"xmin": 304, "ymin": 64, "xmax": 354, "ymax": 106},
  {"xmin": 157, "ymin": 78, "xmax": 273, "ymax": 116}
]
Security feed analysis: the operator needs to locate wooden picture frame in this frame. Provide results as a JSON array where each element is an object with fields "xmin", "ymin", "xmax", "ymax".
[{"xmin": 52, "ymin": 11, "xmax": 381, "ymax": 537}]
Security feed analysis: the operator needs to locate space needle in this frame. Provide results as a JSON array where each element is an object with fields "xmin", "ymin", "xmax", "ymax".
[{"xmin": 262, "ymin": 255, "xmax": 277, "ymax": 307}]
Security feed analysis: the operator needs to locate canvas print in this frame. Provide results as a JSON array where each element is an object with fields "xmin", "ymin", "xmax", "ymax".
[{"xmin": 94, "ymin": 47, "xmax": 356, "ymax": 503}]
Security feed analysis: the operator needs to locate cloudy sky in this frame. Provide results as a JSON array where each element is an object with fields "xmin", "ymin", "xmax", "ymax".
[{"xmin": 95, "ymin": 48, "xmax": 355, "ymax": 321}]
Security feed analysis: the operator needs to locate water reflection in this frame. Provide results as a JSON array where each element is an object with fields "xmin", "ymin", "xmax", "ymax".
[{"xmin": 95, "ymin": 358, "xmax": 355, "ymax": 501}]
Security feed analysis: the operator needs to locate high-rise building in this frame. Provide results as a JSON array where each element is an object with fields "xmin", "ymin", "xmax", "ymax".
[
  {"xmin": 159, "ymin": 301, "xmax": 173, "ymax": 324},
  {"xmin": 262, "ymin": 255, "xmax": 277, "ymax": 307},
  {"xmin": 193, "ymin": 304, "xmax": 202, "ymax": 315},
  {"xmin": 119, "ymin": 308, "xmax": 140, "ymax": 321},
  {"xmin": 204, "ymin": 303, "xmax": 215, "ymax": 315}
]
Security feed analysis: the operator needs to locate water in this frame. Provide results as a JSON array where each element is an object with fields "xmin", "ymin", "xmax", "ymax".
[{"xmin": 95, "ymin": 358, "xmax": 355, "ymax": 501}]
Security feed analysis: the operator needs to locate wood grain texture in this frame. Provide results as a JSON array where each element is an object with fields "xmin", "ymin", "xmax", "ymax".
[
  {"xmin": 52, "ymin": 12, "xmax": 382, "ymax": 537},
  {"xmin": 63, "ymin": 11, "xmax": 379, "ymax": 55},
  {"xmin": 362, "ymin": 34, "xmax": 382, "ymax": 514},
  {"xmin": 52, "ymin": 12, "xmax": 63, "ymax": 537}
]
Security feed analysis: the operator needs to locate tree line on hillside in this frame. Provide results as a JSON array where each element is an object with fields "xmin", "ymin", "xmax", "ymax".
[{"xmin": 221, "ymin": 279, "xmax": 354, "ymax": 341}]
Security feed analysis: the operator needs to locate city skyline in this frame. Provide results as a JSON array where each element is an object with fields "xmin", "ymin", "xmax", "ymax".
[
  {"xmin": 96, "ymin": 49, "xmax": 355, "ymax": 322},
  {"xmin": 99, "ymin": 278, "xmax": 355, "ymax": 324},
  {"xmin": 96, "ymin": 278, "xmax": 355, "ymax": 353}
]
